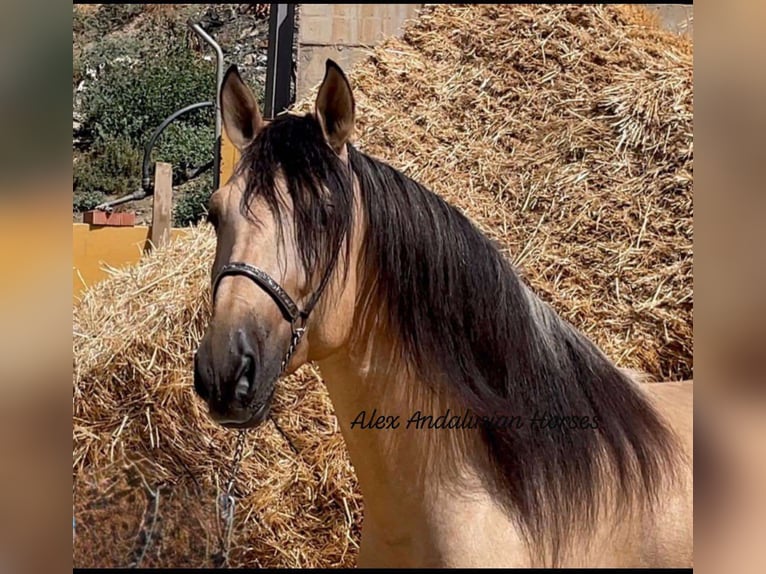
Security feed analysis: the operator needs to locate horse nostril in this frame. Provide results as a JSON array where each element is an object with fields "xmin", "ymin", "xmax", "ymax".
[
  {"xmin": 193, "ymin": 353, "xmax": 211, "ymax": 401},
  {"xmin": 234, "ymin": 354, "xmax": 256, "ymax": 402}
]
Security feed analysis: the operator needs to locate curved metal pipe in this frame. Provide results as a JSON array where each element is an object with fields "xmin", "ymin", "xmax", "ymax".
[
  {"xmin": 189, "ymin": 20, "xmax": 225, "ymax": 190},
  {"xmin": 141, "ymin": 101, "xmax": 214, "ymax": 192},
  {"xmin": 188, "ymin": 21, "xmax": 224, "ymax": 142}
]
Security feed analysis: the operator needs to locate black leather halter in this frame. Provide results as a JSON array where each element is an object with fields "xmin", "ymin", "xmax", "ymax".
[
  {"xmin": 213, "ymin": 262, "xmax": 308, "ymax": 325},
  {"xmin": 211, "ymin": 261, "xmax": 328, "ymax": 370}
]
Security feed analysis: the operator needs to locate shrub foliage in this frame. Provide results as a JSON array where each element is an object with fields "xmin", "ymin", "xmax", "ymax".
[{"xmin": 74, "ymin": 5, "xmax": 227, "ymax": 224}]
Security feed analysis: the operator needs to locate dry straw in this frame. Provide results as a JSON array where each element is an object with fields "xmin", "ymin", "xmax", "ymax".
[{"xmin": 73, "ymin": 5, "xmax": 692, "ymax": 567}]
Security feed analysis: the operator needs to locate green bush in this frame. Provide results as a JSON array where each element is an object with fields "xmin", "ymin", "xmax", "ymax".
[
  {"xmin": 154, "ymin": 121, "xmax": 215, "ymax": 181},
  {"xmin": 73, "ymin": 6, "xmax": 87, "ymax": 38},
  {"xmin": 73, "ymin": 52, "xmax": 83, "ymax": 90},
  {"xmin": 73, "ymin": 137, "xmax": 141, "ymax": 196},
  {"xmin": 73, "ymin": 190, "xmax": 106, "ymax": 213},
  {"xmin": 73, "ymin": 7, "xmax": 264, "ymax": 215},
  {"xmin": 174, "ymin": 172, "xmax": 213, "ymax": 227},
  {"xmin": 73, "ymin": 160, "xmax": 99, "ymax": 194},
  {"xmin": 81, "ymin": 46, "xmax": 214, "ymax": 146},
  {"xmin": 81, "ymin": 35, "xmax": 142, "ymax": 71},
  {"xmin": 75, "ymin": 37, "xmax": 216, "ymax": 213}
]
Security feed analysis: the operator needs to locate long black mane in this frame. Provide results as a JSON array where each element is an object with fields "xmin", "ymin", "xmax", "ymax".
[{"xmin": 237, "ymin": 112, "xmax": 680, "ymax": 563}]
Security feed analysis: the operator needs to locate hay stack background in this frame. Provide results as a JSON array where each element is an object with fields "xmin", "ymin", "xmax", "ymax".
[{"xmin": 73, "ymin": 5, "xmax": 692, "ymax": 568}]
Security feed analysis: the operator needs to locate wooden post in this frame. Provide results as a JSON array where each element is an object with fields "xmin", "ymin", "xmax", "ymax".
[{"xmin": 149, "ymin": 162, "xmax": 173, "ymax": 250}]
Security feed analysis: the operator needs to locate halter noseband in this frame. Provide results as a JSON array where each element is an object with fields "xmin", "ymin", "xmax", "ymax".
[
  {"xmin": 213, "ymin": 262, "xmax": 307, "ymax": 325},
  {"xmin": 211, "ymin": 261, "xmax": 327, "ymax": 374}
]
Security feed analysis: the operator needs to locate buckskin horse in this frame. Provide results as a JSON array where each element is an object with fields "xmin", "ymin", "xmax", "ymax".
[{"xmin": 193, "ymin": 60, "xmax": 693, "ymax": 568}]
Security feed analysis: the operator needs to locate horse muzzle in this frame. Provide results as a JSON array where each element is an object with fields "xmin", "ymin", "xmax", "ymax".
[{"xmin": 193, "ymin": 328, "xmax": 277, "ymax": 428}]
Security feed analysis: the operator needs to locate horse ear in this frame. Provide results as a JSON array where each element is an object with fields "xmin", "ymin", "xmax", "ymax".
[
  {"xmin": 315, "ymin": 59, "xmax": 355, "ymax": 154},
  {"xmin": 220, "ymin": 65, "xmax": 263, "ymax": 151}
]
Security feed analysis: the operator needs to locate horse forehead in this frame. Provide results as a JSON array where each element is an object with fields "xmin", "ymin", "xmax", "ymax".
[
  {"xmin": 215, "ymin": 177, "xmax": 284, "ymax": 236},
  {"xmin": 213, "ymin": 178, "xmax": 253, "ymax": 222},
  {"xmin": 221, "ymin": 177, "xmax": 246, "ymax": 205},
  {"xmin": 221, "ymin": 169, "xmax": 291, "ymax": 205}
]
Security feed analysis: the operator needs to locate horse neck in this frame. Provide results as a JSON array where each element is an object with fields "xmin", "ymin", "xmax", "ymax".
[
  {"xmin": 315, "ymin": 330, "xmax": 527, "ymax": 566},
  {"xmin": 314, "ymin": 331, "xmax": 648, "ymax": 567}
]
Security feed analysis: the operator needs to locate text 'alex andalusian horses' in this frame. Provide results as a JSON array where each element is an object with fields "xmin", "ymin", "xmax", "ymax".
[{"xmin": 193, "ymin": 60, "xmax": 693, "ymax": 568}]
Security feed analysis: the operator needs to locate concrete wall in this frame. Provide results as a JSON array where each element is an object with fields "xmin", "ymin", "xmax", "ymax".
[
  {"xmin": 646, "ymin": 4, "xmax": 693, "ymax": 37},
  {"xmin": 296, "ymin": 4, "xmax": 423, "ymax": 100}
]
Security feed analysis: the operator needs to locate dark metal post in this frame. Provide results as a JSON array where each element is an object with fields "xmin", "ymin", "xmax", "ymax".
[{"xmin": 264, "ymin": 4, "xmax": 296, "ymax": 118}]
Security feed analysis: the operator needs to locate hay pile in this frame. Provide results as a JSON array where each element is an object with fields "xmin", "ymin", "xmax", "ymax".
[
  {"xmin": 74, "ymin": 229, "xmax": 361, "ymax": 568},
  {"xmin": 73, "ymin": 4, "xmax": 693, "ymax": 568}
]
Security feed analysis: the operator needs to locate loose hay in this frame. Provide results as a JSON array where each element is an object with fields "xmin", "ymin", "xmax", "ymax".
[{"xmin": 73, "ymin": 5, "xmax": 692, "ymax": 568}]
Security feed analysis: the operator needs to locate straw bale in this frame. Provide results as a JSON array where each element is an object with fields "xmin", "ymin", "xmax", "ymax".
[{"xmin": 73, "ymin": 4, "xmax": 692, "ymax": 567}]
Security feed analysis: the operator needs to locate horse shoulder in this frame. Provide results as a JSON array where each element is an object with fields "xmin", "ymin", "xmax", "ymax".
[
  {"xmin": 641, "ymin": 380, "xmax": 693, "ymax": 445},
  {"xmin": 637, "ymin": 380, "xmax": 694, "ymax": 567}
]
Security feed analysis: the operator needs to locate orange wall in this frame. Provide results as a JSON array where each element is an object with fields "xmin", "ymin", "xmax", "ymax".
[
  {"xmin": 72, "ymin": 223, "xmax": 189, "ymax": 303},
  {"xmin": 220, "ymin": 131, "xmax": 239, "ymax": 185},
  {"xmin": 74, "ymin": 133, "xmax": 234, "ymax": 304}
]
